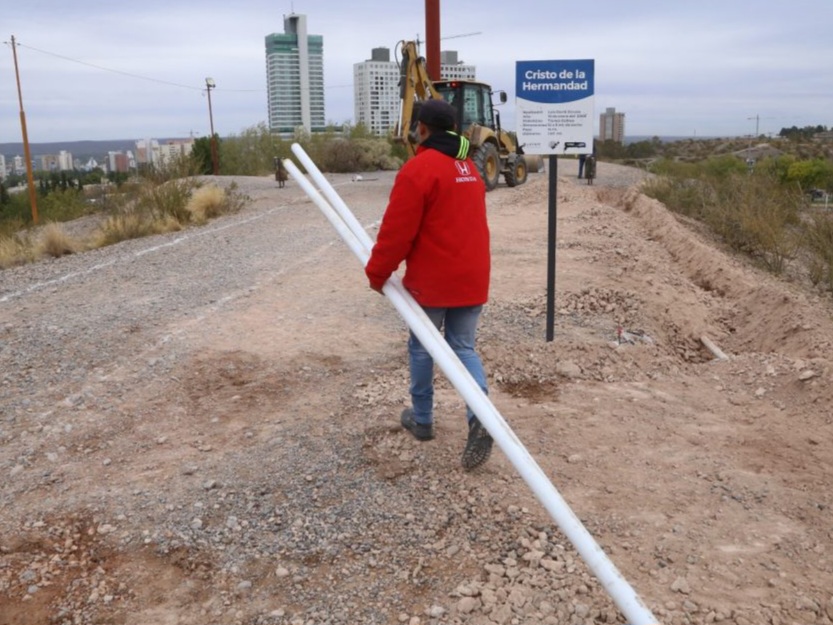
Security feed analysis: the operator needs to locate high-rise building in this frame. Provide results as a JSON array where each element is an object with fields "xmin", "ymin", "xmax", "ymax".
[
  {"xmin": 353, "ymin": 48, "xmax": 400, "ymax": 136},
  {"xmin": 599, "ymin": 107, "xmax": 625, "ymax": 144},
  {"xmin": 439, "ymin": 51, "xmax": 476, "ymax": 81},
  {"xmin": 0, "ymin": 155, "xmax": 6, "ymax": 181},
  {"xmin": 265, "ymin": 13, "xmax": 325, "ymax": 135},
  {"xmin": 352, "ymin": 46, "xmax": 477, "ymax": 137}
]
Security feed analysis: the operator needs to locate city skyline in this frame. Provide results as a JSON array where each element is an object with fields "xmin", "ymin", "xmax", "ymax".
[{"xmin": 2, "ymin": 1, "xmax": 832, "ymax": 143}]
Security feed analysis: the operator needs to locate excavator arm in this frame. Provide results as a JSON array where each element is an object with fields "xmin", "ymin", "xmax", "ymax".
[
  {"xmin": 391, "ymin": 39, "xmax": 528, "ymax": 190},
  {"xmin": 394, "ymin": 40, "xmax": 442, "ymax": 157}
]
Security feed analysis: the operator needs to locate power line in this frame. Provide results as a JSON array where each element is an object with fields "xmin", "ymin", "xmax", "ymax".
[{"xmin": 12, "ymin": 41, "xmax": 262, "ymax": 93}]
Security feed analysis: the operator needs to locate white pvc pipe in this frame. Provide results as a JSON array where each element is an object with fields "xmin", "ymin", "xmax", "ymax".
[{"xmin": 284, "ymin": 146, "xmax": 660, "ymax": 625}]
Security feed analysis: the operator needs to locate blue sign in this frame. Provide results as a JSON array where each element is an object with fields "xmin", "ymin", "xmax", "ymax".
[{"xmin": 515, "ymin": 59, "xmax": 595, "ymax": 155}]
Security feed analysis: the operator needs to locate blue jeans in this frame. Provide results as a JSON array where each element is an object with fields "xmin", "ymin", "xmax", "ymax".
[{"xmin": 408, "ymin": 305, "xmax": 488, "ymax": 426}]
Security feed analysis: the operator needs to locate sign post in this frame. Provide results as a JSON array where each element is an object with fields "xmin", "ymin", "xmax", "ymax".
[{"xmin": 515, "ymin": 59, "xmax": 594, "ymax": 341}]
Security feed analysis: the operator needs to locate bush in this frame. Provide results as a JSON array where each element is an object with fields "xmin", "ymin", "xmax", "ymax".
[
  {"xmin": 37, "ymin": 223, "xmax": 79, "ymax": 258},
  {"xmin": 185, "ymin": 183, "xmax": 246, "ymax": 223},
  {"xmin": 706, "ymin": 173, "xmax": 800, "ymax": 273},
  {"xmin": 644, "ymin": 155, "xmax": 807, "ymax": 277},
  {"xmin": 803, "ymin": 210, "xmax": 833, "ymax": 291},
  {"xmin": 219, "ymin": 123, "xmax": 288, "ymax": 175},
  {"xmin": 0, "ymin": 234, "xmax": 34, "ymax": 269}
]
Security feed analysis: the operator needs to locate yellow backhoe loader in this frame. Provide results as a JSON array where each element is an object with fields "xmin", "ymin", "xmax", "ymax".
[{"xmin": 394, "ymin": 40, "xmax": 528, "ymax": 191}]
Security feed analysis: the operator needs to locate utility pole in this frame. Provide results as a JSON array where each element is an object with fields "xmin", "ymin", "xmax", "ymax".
[
  {"xmin": 9, "ymin": 35, "xmax": 39, "ymax": 225},
  {"xmin": 205, "ymin": 78, "xmax": 219, "ymax": 175},
  {"xmin": 748, "ymin": 114, "xmax": 760, "ymax": 137},
  {"xmin": 425, "ymin": 0, "xmax": 441, "ymax": 81}
]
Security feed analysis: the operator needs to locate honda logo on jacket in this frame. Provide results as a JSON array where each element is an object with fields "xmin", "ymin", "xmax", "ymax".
[{"xmin": 455, "ymin": 160, "xmax": 478, "ymax": 183}]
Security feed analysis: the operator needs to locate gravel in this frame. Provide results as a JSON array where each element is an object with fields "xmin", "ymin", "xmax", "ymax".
[{"xmin": 4, "ymin": 164, "xmax": 807, "ymax": 625}]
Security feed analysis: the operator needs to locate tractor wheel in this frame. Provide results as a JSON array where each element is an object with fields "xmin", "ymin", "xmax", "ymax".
[
  {"xmin": 473, "ymin": 143, "xmax": 500, "ymax": 191},
  {"xmin": 504, "ymin": 155, "xmax": 528, "ymax": 187}
]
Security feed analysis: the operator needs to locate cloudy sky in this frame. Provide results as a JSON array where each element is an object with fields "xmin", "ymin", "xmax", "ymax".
[{"xmin": 2, "ymin": 0, "xmax": 831, "ymax": 143}]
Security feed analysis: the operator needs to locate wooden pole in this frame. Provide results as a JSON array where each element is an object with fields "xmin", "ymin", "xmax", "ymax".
[{"xmin": 10, "ymin": 35, "xmax": 39, "ymax": 225}]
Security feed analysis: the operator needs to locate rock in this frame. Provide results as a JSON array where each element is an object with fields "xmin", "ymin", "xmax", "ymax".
[
  {"xmin": 556, "ymin": 361, "xmax": 582, "ymax": 378},
  {"xmin": 457, "ymin": 597, "xmax": 479, "ymax": 613},
  {"xmin": 671, "ymin": 576, "xmax": 691, "ymax": 594}
]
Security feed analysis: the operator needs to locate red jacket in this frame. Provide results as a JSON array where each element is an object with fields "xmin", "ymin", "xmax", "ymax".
[{"xmin": 365, "ymin": 136, "xmax": 490, "ymax": 307}]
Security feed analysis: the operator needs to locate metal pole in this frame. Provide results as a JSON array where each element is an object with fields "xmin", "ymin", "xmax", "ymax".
[
  {"xmin": 285, "ymin": 144, "xmax": 660, "ymax": 625},
  {"xmin": 546, "ymin": 155, "xmax": 558, "ymax": 341},
  {"xmin": 9, "ymin": 35, "xmax": 39, "ymax": 225},
  {"xmin": 425, "ymin": 0, "xmax": 441, "ymax": 81},
  {"xmin": 205, "ymin": 78, "xmax": 219, "ymax": 175}
]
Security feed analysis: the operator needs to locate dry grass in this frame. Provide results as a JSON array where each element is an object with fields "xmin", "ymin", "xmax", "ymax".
[
  {"xmin": 0, "ymin": 235, "xmax": 35, "ymax": 269},
  {"xmin": 37, "ymin": 223, "xmax": 79, "ymax": 259},
  {"xmin": 2, "ymin": 177, "xmax": 248, "ymax": 270},
  {"xmin": 186, "ymin": 185, "xmax": 227, "ymax": 223},
  {"xmin": 91, "ymin": 212, "xmax": 182, "ymax": 248}
]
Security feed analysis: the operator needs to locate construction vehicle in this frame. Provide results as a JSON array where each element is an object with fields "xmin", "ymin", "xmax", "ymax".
[{"xmin": 394, "ymin": 40, "xmax": 527, "ymax": 191}]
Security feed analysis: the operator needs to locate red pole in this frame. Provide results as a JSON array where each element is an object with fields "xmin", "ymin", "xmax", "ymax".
[{"xmin": 425, "ymin": 0, "xmax": 441, "ymax": 82}]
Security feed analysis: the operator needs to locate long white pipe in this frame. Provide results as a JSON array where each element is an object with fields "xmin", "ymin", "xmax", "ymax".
[{"xmin": 284, "ymin": 145, "xmax": 659, "ymax": 625}]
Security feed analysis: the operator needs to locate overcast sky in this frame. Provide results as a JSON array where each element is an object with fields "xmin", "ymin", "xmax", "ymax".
[{"xmin": 2, "ymin": 0, "xmax": 831, "ymax": 144}]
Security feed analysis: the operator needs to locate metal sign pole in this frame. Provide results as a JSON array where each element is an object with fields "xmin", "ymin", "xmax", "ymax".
[{"xmin": 546, "ymin": 155, "xmax": 558, "ymax": 341}]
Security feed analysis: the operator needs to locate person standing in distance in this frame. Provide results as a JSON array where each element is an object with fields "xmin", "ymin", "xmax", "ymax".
[{"xmin": 365, "ymin": 98, "xmax": 493, "ymax": 470}]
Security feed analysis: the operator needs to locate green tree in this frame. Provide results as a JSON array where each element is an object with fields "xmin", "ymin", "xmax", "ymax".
[
  {"xmin": 785, "ymin": 159, "xmax": 833, "ymax": 191},
  {"xmin": 191, "ymin": 136, "xmax": 214, "ymax": 175}
]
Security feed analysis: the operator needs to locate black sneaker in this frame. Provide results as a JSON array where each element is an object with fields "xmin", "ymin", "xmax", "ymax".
[
  {"xmin": 400, "ymin": 408, "xmax": 434, "ymax": 441},
  {"xmin": 461, "ymin": 418, "xmax": 493, "ymax": 470}
]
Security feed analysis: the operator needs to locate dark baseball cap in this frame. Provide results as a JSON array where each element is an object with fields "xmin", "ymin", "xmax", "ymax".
[{"xmin": 418, "ymin": 99, "xmax": 456, "ymax": 130}]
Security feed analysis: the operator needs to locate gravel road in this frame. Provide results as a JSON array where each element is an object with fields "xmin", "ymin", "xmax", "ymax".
[{"xmin": 5, "ymin": 161, "xmax": 830, "ymax": 625}]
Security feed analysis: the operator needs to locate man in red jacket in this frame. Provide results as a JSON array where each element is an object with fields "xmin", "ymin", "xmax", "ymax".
[{"xmin": 365, "ymin": 98, "xmax": 493, "ymax": 470}]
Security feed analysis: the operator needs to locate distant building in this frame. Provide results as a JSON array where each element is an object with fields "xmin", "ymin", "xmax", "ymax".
[
  {"xmin": 39, "ymin": 155, "xmax": 59, "ymax": 172},
  {"xmin": 135, "ymin": 138, "xmax": 193, "ymax": 167},
  {"xmin": 439, "ymin": 50, "xmax": 476, "ymax": 81},
  {"xmin": 13, "ymin": 155, "xmax": 25, "ymax": 175},
  {"xmin": 108, "ymin": 151, "xmax": 131, "ymax": 173},
  {"xmin": 352, "ymin": 46, "xmax": 477, "ymax": 137},
  {"xmin": 0, "ymin": 154, "xmax": 6, "ymax": 181},
  {"xmin": 353, "ymin": 47, "xmax": 400, "ymax": 136},
  {"xmin": 58, "ymin": 150, "xmax": 73, "ymax": 171},
  {"xmin": 599, "ymin": 107, "xmax": 626, "ymax": 144},
  {"xmin": 265, "ymin": 13, "xmax": 325, "ymax": 135}
]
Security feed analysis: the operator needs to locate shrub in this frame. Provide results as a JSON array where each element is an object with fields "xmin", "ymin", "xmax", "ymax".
[
  {"xmin": 37, "ymin": 223, "xmax": 79, "ymax": 258},
  {"xmin": 0, "ymin": 234, "xmax": 34, "ymax": 268},
  {"xmin": 803, "ymin": 210, "xmax": 833, "ymax": 291},
  {"xmin": 91, "ymin": 210, "xmax": 183, "ymax": 248},
  {"xmin": 186, "ymin": 185, "xmax": 227, "ymax": 223},
  {"xmin": 39, "ymin": 189, "xmax": 90, "ymax": 223},
  {"xmin": 134, "ymin": 178, "xmax": 196, "ymax": 224},
  {"xmin": 706, "ymin": 173, "xmax": 800, "ymax": 273}
]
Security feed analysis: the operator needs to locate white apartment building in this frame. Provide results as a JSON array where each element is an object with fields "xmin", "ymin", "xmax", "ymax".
[
  {"xmin": 57, "ymin": 150, "xmax": 73, "ymax": 171},
  {"xmin": 439, "ymin": 50, "xmax": 476, "ymax": 81},
  {"xmin": 135, "ymin": 139, "xmax": 193, "ymax": 167},
  {"xmin": 0, "ymin": 155, "xmax": 6, "ymax": 181},
  {"xmin": 265, "ymin": 13, "xmax": 325, "ymax": 135},
  {"xmin": 353, "ymin": 48, "xmax": 401, "ymax": 136},
  {"xmin": 353, "ymin": 47, "xmax": 477, "ymax": 137}
]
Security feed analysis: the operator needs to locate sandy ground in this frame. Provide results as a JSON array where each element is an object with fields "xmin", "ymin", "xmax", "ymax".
[{"xmin": 2, "ymin": 162, "xmax": 833, "ymax": 625}]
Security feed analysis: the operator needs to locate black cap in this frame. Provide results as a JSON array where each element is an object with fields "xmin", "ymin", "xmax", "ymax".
[{"xmin": 418, "ymin": 99, "xmax": 456, "ymax": 130}]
